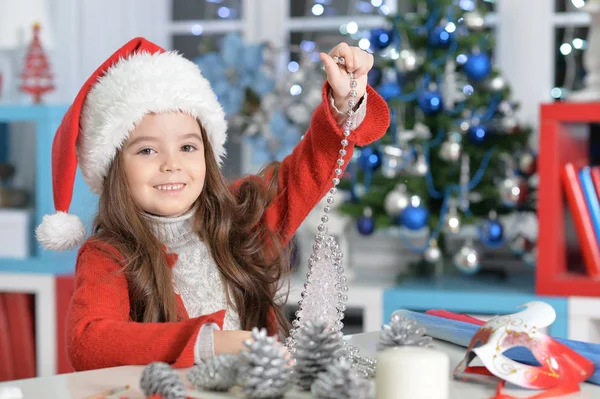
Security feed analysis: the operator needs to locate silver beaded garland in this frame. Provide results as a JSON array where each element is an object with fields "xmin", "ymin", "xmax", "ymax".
[{"xmin": 286, "ymin": 56, "xmax": 376, "ymax": 377}]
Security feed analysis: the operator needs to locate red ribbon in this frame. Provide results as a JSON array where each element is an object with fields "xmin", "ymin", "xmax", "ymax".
[{"xmin": 489, "ymin": 380, "xmax": 581, "ymax": 399}]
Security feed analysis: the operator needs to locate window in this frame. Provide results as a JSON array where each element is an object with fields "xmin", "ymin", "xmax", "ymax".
[
  {"xmin": 553, "ymin": 0, "xmax": 590, "ymax": 99},
  {"xmin": 172, "ymin": 0, "xmax": 243, "ymax": 20},
  {"xmin": 168, "ymin": 0, "xmax": 246, "ymax": 177}
]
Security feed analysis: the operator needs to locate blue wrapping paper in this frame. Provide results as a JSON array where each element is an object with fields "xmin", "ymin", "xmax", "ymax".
[{"xmin": 393, "ymin": 309, "xmax": 600, "ymax": 385}]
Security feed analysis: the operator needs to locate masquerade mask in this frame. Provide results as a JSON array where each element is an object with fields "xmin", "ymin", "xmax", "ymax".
[{"xmin": 454, "ymin": 301, "xmax": 593, "ymax": 392}]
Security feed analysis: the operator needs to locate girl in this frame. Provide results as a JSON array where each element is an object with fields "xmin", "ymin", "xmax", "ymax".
[{"xmin": 36, "ymin": 37, "xmax": 390, "ymax": 371}]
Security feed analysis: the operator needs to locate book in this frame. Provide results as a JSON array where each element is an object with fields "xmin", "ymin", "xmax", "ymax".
[{"xmin": 580, "ymin": 167, "xmax": 600, "ymax": 248}]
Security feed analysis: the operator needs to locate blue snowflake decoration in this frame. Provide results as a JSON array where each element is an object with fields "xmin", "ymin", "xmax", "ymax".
[
  {"xmin": 194, "ymin": 33, "xmax": 275, "ymax": 115},
  {"xmin": 246, "ymin": 110, "xmax": 301, "ymax": 167}
]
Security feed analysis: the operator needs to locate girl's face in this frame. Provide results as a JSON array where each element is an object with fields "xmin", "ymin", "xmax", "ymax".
[{"xmin": 122, "ymin": 112, "xmax": 206, "ymax": 217}]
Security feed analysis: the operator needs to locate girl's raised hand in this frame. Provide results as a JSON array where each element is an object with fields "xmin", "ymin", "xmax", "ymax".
[{"xmin": 319, "ymin": 42, "xmax": 374, "ymax": 114}]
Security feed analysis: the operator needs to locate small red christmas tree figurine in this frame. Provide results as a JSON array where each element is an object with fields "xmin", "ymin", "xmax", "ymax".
[{"xmin": 20, "ymin": 23, "xmax": 55, "ymax": 104}]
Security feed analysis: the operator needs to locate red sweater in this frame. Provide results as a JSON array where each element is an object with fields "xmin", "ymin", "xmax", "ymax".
[{"xmin": 66, "ymin": 84, "xmax": 390, "ymax": 371}]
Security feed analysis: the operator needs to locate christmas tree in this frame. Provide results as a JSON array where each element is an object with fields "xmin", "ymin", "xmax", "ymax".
[
  {"xmin": 338, "ymin": 0, "xmax": 537, "ymax": 275},
  {"xmin": 20, "ymin": 23, "xmax": 55, "ymax": 104}
]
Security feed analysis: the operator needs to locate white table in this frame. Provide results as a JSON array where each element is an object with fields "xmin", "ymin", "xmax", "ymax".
[{"xmin": 1, "ymin": 332, "xmax": 598, "ymax": 399}]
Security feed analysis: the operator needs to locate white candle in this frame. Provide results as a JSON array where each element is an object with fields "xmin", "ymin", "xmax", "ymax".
[{"xmin": 375, "ymin": 346, "xmax": 450, "ymax": 399}]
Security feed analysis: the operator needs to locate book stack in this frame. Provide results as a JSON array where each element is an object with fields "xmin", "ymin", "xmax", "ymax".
[{"xmin": 562, "ymin": 163, "xmax": 600, "ymax": 280}]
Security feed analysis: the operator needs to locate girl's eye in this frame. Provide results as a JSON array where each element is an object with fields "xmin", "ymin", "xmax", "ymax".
[
  {"xmin": 138, "ymin": 148, "xmax": 156, "ymax": 155},
  {"xmin": 182, "ymin": 144, "xmax": 197, "ymax": 152}
]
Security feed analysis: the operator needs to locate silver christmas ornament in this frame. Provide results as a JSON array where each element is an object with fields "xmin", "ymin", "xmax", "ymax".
[
  {"xmin": 378, "ymin": 314, "xmax": 434, "ymax": 351},
  {"xmin": 444, "ymin": 206, "xmax": 461, "ymax": 234},
  {"xmin": 459, "ymin": 119, "xmax": 471, "ymax": 134},
  {"xmin": 519, "ymin": 152, "xmax": 537, "ymax": 175},
  {"xmin": 381, "ymin": 144, "xmax": 406, "ymax": 178},
  {"xmin": 395, "ymin": 48, "xmax": 419, "ymax": 72},
  {"xmin": 140, "ymin": 362, "xmax": 186, "ymax": 399},
  {"xmin": 311, "ymin": 358, "xmax": 375, "ymax": 399},
  {"xmin": 187, "ymin": 354, "xmax": 239, "ymax": 392},
  {"xmin": 498, "ymin": 100, "xmax": 515, "ymax": 115},
  {"xmin": 293, "ymin": 321, "xmax": 344, "ymax": 391},
  {"xmin": 423, "ymin": 238, "xmax": 442, "ymax": 263},
  {"xmin": 464, "ymin": 10, "xmax": 485, "ymax": 31},
  {"xmin": 499, "ymin": 176, "xmax": 527, "ymax": 207},
  {"xmin": 238, "ymin": 328, "xmax": 293, "ymax": 399},
  {"xmin": 453, "ymin": 241, "xmax": 481, "ymax": 274},
  {"xmin": 412, "ymin": 151, "xmax": 429, "ymax": 176},
  {"xmin": 439, "ymin": 133, "xmax": 462, "ymax": 162},
  {"xmin": 523, "ymin": 246, "xmax": 537, "ymax": 268},
  {"xmin": 502, "ymin": 116, "xmax": 519, "ymax": 133},
  {"xmin": 384, "ymin": 184, "xmax": 409, "ymax": 217},
  {"xmin": 442, "ymin": 60, "xmax": 467, "ymax": 109},
  {"xmin": 509, "ymin": 235, "xmax": 529, "ymax": 256},
  {"xmin": 488, "ymin": 75, "xmax": 507, "ymax": 92}
]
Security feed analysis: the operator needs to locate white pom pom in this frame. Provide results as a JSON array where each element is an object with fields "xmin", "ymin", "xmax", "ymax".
[{"xmin": 35, "ymin": 212, "xmax": 87, "ymax": 251}]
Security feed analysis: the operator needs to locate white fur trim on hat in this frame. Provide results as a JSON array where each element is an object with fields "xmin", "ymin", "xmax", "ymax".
[
  {"xmin": 35, "ymin": 212, "xmax": 87, "ymax": 251},
  {"xmin": 78, "ymin": 51, "xmax": 228, "ymax": 194}
]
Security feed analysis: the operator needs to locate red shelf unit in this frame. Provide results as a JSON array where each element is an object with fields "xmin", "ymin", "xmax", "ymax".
[{"xmin": 537, "ymin": 102, "xmax": 600, "ymax": 297}]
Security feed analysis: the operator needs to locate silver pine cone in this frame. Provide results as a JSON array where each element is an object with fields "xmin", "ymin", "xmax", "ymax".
[
  {"xmin": 187, "ymin": 353, "xmax": 240, "ymax": 392},
  {"xmin": 293, "ymin": 321, "xmax": 344, "ymax": 391},
  {"xmin": 311, "ymin": 358, "xmax": 374, "ymax": 399},
  {"xmin": 377, "ymin": 314, "xmax": 433, "ymax": 351},
  {"xmin": 238, "ymin": 327, "xmax": 293, "ymax": 398},
  {"xmin": 140, "ymin": 361, "xmax": 186, "ymax": 399}
]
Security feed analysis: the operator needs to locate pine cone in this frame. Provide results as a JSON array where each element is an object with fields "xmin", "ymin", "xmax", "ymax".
[
  {"xmin": 377, "ymin": 314, "xmax": 433, "ymax": 351},
  {"xmin": 311, "ymin": 358, "xmax": 375, "ymax": 399},
  {"xmin": 140, "ymin": 362, "xmax": 186, "ymax": 399},
  {"xmin": 293, "ymin": 321, "xmax": 344, "ymax": 391},
  {"xmin": 187, "ymin": 353, "xmax": 239, "ymax": 392},
  {"xmin": 238, "ymin": 327, "xmax": 293, "ymax": 398}
]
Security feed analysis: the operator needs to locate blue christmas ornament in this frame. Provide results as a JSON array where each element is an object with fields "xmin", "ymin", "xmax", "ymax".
[
  {"xmin": 418, "ymin": 90, "xmax": 444, "ymax": 115},
  {"xmin": 370, "ymin": 28, "xmax": 392, "ymax": 50},
  {"xmin": 378, "ymin": 82, "xmax": 401, "ymax": 101},
  {"xmin": 357, "ymin": 207, "xmax": 376, "ymax": 236},
  {"xmin": 481, "ymin": 219, "xmax": 504, "ymax": 244},
  {"xmin": 358, "ymin": 147, "xmax": 382, "ymax": 171},
  {"xmin": 468, "ymin": 124, "xmax": 489, "ymax": 143},
  {"xmin": 428, "ymin": 26, "xmax": 453, "ymax": 48},
  {"xmin": 400, "ymin": 205, "xmax": 428, "ymax": 230},
  {"xmin": 463, "ymin": 53, "xmax": 492, "ymax": 82},
  {"xmin": 368, "ymin": 67, "xmax": 383, "ymax": 88}
]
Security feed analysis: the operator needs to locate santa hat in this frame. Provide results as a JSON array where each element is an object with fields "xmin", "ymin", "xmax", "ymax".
[{"xmin": 36, "ymin": 37, "xmax": 228, "ymax": 251}]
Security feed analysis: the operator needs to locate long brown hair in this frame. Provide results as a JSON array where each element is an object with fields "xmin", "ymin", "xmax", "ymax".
[{"xmin": 93, "ymin": 125, "xmax": 291, "ymax": 336}]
